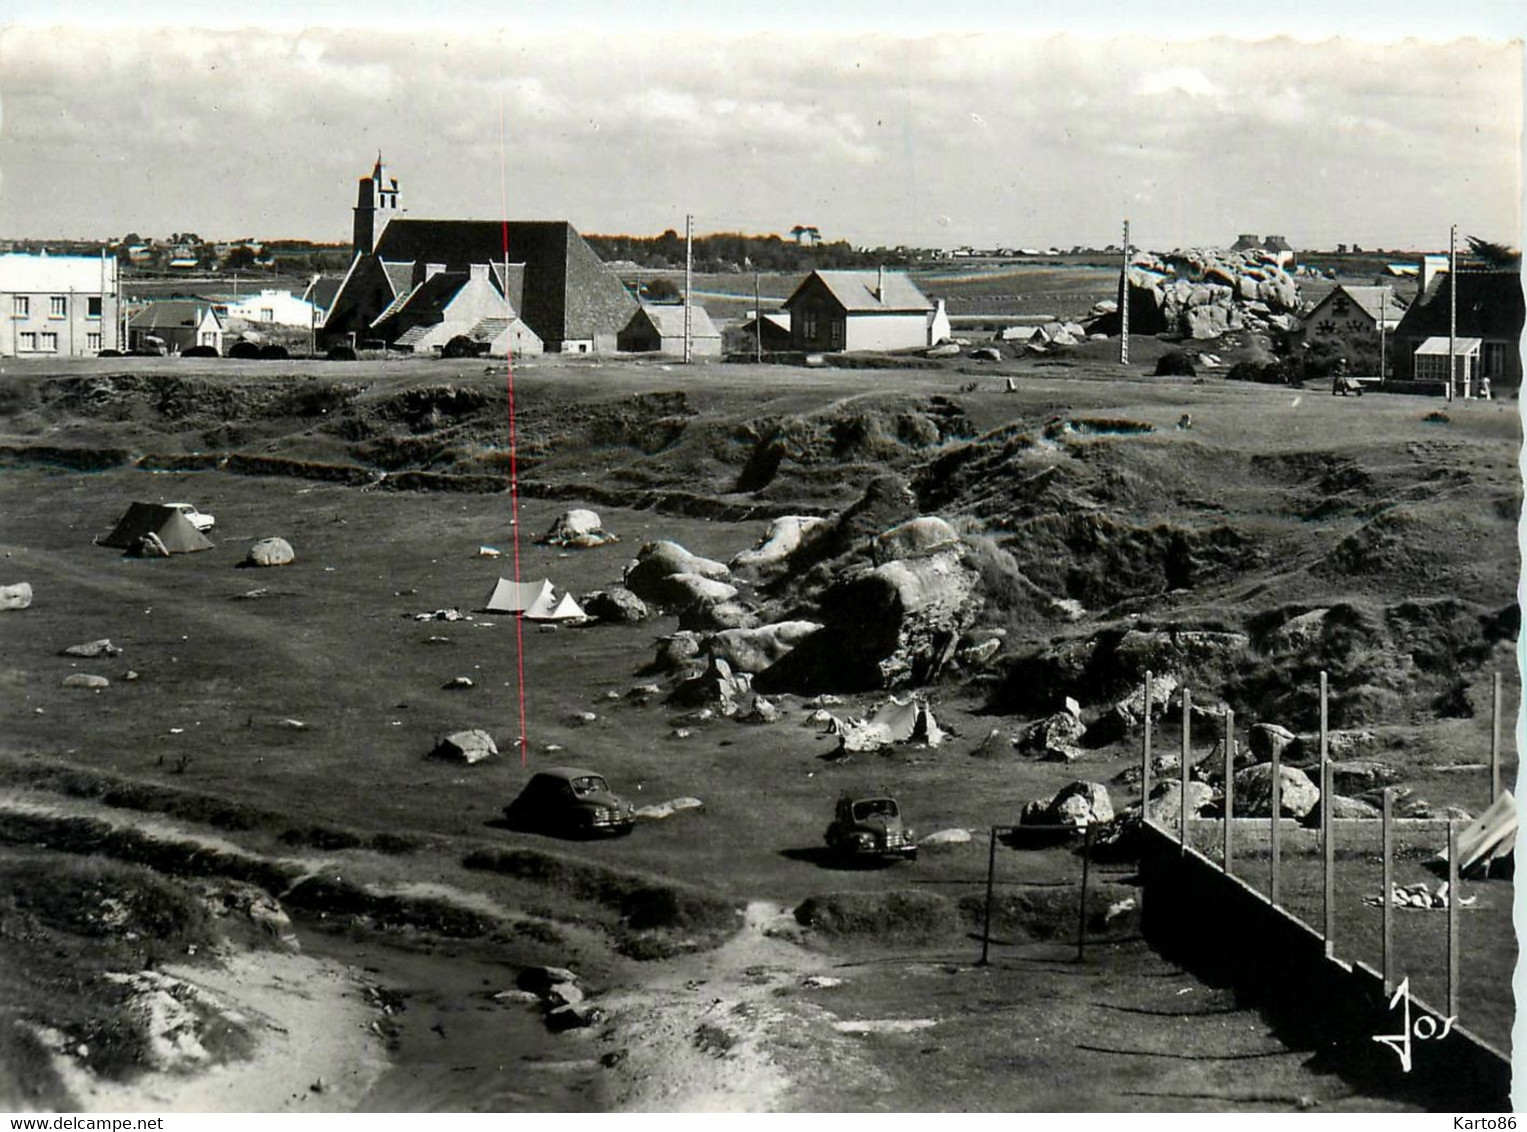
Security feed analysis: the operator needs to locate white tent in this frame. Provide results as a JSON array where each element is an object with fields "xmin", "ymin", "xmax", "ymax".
[
  {"xmin": 483, "ymin": 578, "xmax": 587, "ymax": 621},
  {"xmin": 1438, "ymin": 789, "xmax": 1516, "ymax": 878}
]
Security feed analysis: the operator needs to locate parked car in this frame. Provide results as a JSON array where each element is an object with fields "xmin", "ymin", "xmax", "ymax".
[
  {"xmin": 824, "ymin": 792, "xmax": 918, "ymax": 862},
  {"xmin": 503, "ymin": 766, "xmax": 636, "ymax": 837},
  {"xmin": 166, "ymin": 502, "xmax": 215, "ymax": 532}
]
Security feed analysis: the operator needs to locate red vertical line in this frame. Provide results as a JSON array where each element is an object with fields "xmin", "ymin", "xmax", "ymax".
[{"xmin": 499, "ymin": 93, "xmax": 529, "ymax": 765}]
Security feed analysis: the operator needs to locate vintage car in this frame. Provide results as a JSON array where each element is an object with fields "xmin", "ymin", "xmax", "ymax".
[
  {"xmin": 166, "ymin": 502, "xmax": 216, "ymax": 531},
  {"xmin": 503, "ymin": 766, "xmax": 636, "ymax": 837},
  {"xmin": 824, "ymin": 792, "xmax": 918, "ymax": 862}
]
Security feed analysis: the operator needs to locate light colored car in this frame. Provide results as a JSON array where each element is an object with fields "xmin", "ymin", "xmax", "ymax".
[{"xmin": 166, "ymin": 503, "xmax": 215, "ymax": 532}]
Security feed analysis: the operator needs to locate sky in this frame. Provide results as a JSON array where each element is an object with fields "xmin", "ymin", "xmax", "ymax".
[{"xmin": 0, "ymin": 2, "xmax": 1523, "ymax": 252}]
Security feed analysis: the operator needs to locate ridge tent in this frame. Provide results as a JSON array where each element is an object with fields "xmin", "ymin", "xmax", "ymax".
[
  {"xmin": 483, "ymin": 578, "xmax": 587, "ymax": 621},
  {"xmin": 98, "ymin": 502, "xmax": 214, "ymax": 554},
  {"xmin": 1436, "ymin": 789, "xmax": 1516, "ymax": 879},
  {"xmin": 837, "ymin": 695, "xmax": 945, "ymax": 753}
]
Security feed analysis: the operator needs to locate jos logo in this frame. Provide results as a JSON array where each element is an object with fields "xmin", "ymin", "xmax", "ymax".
[{"xmin": 1372, "ymin": 977, "xmax": 1458, "ymax": 1072}]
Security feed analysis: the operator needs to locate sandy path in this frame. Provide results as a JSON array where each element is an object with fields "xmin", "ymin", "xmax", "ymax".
[
  {"xmin": 48, "ymin": 949, "xmax": 387, "ymax": 1113},
  {"xmin": 597, "ymin": 902, "xmax": 883, "ymax": 1112}
]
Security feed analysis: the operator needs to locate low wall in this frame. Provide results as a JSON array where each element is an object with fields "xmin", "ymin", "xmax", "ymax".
[{"xmin": 1138, "ymin": 823, "xmax": 1510, "ymax": 1111}]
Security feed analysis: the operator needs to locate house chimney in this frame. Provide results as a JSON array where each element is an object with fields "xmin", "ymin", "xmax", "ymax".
[
  {"xmin": 469, "ymin": 263, "xmax": 489, "ymax": 283},
  {"xmin": 425, "ymin": 262, "xmax": 446, "ymax": 282},
  {"xmin": 876, "ymin": 265, "xmax": 885, "ymax": 302},
  {"xmin": 1421, "ymin": 253, "xmax": 1450, "ymax": 293}
]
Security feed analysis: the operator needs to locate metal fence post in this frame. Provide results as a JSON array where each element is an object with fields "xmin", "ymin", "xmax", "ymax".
[
  {"xmin": 1180, "ymin": 686, "xmax": 1192, "ymax": 853},
  {"xmin": 1223, "ymin": 706, "xmax": 1235, "ymax": 875},
  {"xmin": 1077, "ymin": 823, "xmax": 1093, "ymax": 963},
  {"xmin": 1381, "ymin": 788, "xmax": 1393, "ymax": 994},
  {"xmin": 979, "ymin": 826, "xmax": 997, "ymax": 966},
  {"xmin": 1447, "ymin": 820, "xmax": 1460, "ymax": 1018},
  {"xmin": 1270, "ymin": 729, "xmax": 1282, "ymax": 906}
]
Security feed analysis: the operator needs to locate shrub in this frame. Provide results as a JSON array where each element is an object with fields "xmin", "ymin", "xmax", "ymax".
[
  {"xmin": 98, "ymin": 348, "xmax": 123, "ymax": 358},
  {"xmin": 257, "ymin": 344, "xmax": 290, "ymax": 361},
  {"xmin": 1154, "ymin": 349, "xmax": 1196, "ymax": 377},
  {"xmin": 442, "ymin": 335, "xmax": 487, "ymax": 359},
  {"xmin": 325, "ymin": 344, "xmax": 358, "ymax": 361},
  {"xmin": 183, "ymin": 344, "xmax": 219, "ymax": 358},
  {"xmin": 227, "ymin": 340, "xmax": 261, "ymax": 359}
]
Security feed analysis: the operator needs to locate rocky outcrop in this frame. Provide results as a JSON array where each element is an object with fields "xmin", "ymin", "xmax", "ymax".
[
  {"xmin": 540, "ymin": 509, "xmax": 617, "ymax": 548},
  {"xmin": 580, "ymin": 587, "xmax": 649, "ymax": 624},
  {"xmin": 667, "ymin": 656, "xmax": 752, "ymax": 716},
  {"xmin": 623, "ymin": 541, "xmax": 730, "ymax": 607},
  {"xmin": 1091, "ymin": 248, "xmax": 1302, "ymax": 342},
  {"xmin": 730, "ymin": 516, "xmax": 829, "ymax": 576},
  {"xmin": 1020, "ymin": 705, "xmax": 1086, "ymax": 761},
  {"xmin": 1022, "ymin": 781, "xmax": 1114, "ymax": 829},
  {"xmin": 754, "ymin": 549, "xmax": 978, "ymax": 693},
  {"xmin": 870, "ymin": 516, "xmax": 960, "ymax": 565}
]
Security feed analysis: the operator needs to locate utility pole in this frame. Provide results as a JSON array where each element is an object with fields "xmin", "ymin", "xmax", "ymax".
[
  {"xmin": 1120, "ymin": 219, "xmax": 1130, "ymax": 365},
  {"xmin": 684, "ymin": 213, "xmax": 694, "ymax": 364},
  {"xmin": 1379, "ymin": 284, "xmax": 1389, "ymax": 381},
  {"xmin": 1449, "ymin": 224, "xmax": 1458, "ymax": 399},
  {"xmin": 754, "ymin": 270, "xmax": 762, "ymax": 363}
]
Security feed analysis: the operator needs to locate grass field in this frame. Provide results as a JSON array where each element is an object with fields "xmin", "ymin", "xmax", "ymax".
[{"xmin": 0, "ymin": 351, "xmax": 1516, "ymax": 1111}]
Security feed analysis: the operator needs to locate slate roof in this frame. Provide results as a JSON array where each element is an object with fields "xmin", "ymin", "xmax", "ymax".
[
  {"xmin": 632, "ymin": 303, "xmax": 720, "ymax": 340},
  {"xmin": 1314, "ymin": 285, "xmax": 1408, "ymax": 325},
  {"xmin": 302, "ymin": 276, "xmax": 343, "ymax": 312},
  {"xmin": 370, "ymin": 219, "xmax": 636, "ymax": 344},
  {"xmin": 784, "ymin": 270, "xmax": 933, "ymax": 314},
  {"xmin": 129, "ymin": 301, "xmax": 221, "ymax": 330},
  {"xmin": 1394, "ymin": 271, "xmax": 1525, "ymax": 342}
]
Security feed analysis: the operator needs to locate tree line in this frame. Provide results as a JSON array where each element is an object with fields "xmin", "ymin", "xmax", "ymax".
[{"xmin": 584, "ymin": 230, "xmax": 913, "ymax": 273}]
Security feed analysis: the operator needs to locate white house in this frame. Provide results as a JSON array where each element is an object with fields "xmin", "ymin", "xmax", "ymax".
[
  {"xmin": 221, "ymin": 288, "xmax": 320, "ymax": 328},
  {"xmin": 782, "ymin": 268, "xmax": 934, "ymax": 353},
  {"xmin": 0, "ymin": 252, "xmax": 122, "ymax": 357}
]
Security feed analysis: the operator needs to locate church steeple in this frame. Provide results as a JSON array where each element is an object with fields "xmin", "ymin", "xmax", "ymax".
[{"xmin": 353, "ymin": 154, "xmax": 401, "ymax": 258}]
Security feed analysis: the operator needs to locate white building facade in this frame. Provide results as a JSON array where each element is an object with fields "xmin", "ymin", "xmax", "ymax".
[{"xmin": 0, "ymin": 253, "xmax": 122, "ymax": 357}]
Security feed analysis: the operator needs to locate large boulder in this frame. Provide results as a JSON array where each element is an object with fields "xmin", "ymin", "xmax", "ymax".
[
  {"xmin": 1020, "ymin": 708, "xmax": 1086, "ymax": 761},
  {"xmin": 730, "ymin": 516, "xmax": 829, "ymax": 575},
  {"xmin": 429, "ymin": 729, "xmax": 498, "ymax": 764},
  {"xmin": 700, "ymin": 621, "xmax": 822, "ymax": 674},
  {"xmin": 623, "ymin": 541, "xmax": 729, "ymax": 606},
  {"xmin": 649, "ymin": 632, "xmax": 701, "ymax": 673},
  {"xmin": 1022, "ymin": 781, "xmax": 1114, "ymax": 829},
  {"xmin": 663, "ymin": 573, "xmax": 738, "ymax": 609},
  {"xmin": 755, "ymin": 550, "xmax": 978, "ymax": 693},
  {"xmin": 1091, "ymin": 673, "xmax": 1179, "ymax": 743},
  {"xmin": 677, "ymin": 599, "xmax": 757, "ymax": 633},
  {"xmin": 870, "ymin": 516, "xmax": 961, "ymax": 565},
  {"xmin": 1328, "ymin": 759, "xmax": 1403, "ymax": 795},
  {"xmin": 246, "ymin": 538, "xmax": 295, "ymax": 568},
  {"xmin": 580, "ymin": 587, "xmax": 649, "ymax": 624},
  {"xmin": 0, "ymin": 582, "xmax": 32, "ymax": 611},
  {"xmin": 540, "ymin": 509, "xmax": 616, "ymax": 548},
  {"xmin": 1303, "ymin": 794, "xmax": 1382, "ymax": 825},
  {"xmin": 1232, "ymin": 764, "xmax": 1320, "ymax": 819}
]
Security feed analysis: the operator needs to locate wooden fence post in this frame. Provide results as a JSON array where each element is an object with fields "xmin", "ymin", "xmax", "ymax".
[
  {"xmin": 1180, "ymin": 686, "xmax": 1192, "ymax": 854},
  {"xmin": 1381, "ymin": 788, "xmax": 1393, "ymax": 994},
  {"xmin": 1223, "ymin": 706, "xmax": 1235, "ymax": 875}
]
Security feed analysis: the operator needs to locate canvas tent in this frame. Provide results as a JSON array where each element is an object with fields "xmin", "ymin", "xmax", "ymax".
[
  {"xmin": 1436, "ymin": 789, "xmax": 1516, "ymax": 878},
  {"xmin": 98, "ymin": 503, "xmax": 214, "ymax": 554},
  {"xmin": 836, "ymin": 695, "xmax": 945, "ymax": 753},
  {"xmin": 483, "ymin": 577, "xmax": 587, "ymax": 620}
]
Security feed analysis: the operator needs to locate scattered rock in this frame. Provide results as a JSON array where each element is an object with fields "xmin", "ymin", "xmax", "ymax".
[
  {"xmin": 428, "ymin": 729, "xmax": 498, "ymax": 764},
  {"xmin": 968, "ymin": 346, "xmax": 1002, "ymax": 362},
  {"xmin": 1248, "ymin": 722, "xmax": 1297, "ymax": 764},
  {"xmin": 739, "ymin": 696, "xmax": 780, "ymax": 724},
  {"xmin": 246, "ymin": 538, "xmax": 295, "ymax": 568},
  {"xmin": 801, "ymin": 975, "xmax": 845, "ymax": 989},
  {"xmin": 921, "ymin": 828, "xmax": 973, "ymax": 846},
  {"xmin": 668, "ymin": 656, "xmax": 753, "ymax": 716},
  {"xmin": 623, "ymin": 541, "xmax": 730, "ymax": 605},
  {"xmin": 1328, "ymin": 759, "xmax": 1403, "ymax": 794},
  {"xmin": 516, "ymin": 966, "xmax": 580, "ymax": 996},
  {"xmin": 926, "ymin": 342, "xmax": 960, "ymax": 358},
  {"xmin": 63, "ymin": 639, "xmax": 122, "ymax": 658},
  {"xmin": 650, "ymin": 632, "xmax": 702, "ymax": 673},
  {"xmin": 1304, "ymin": 794, "xmax": 1382, "ymax": 824},
  {"xmin": 62, "ymin": 674, "xmax": 109, "ymax": 689},
  {"xmin": 730, "ymin": 516, "xmax": 830, "ymax": 576},
  {"xmin": 1021, "ymin": 709, "xmax": 1086, "ymax": 761},
  {"xmin": 546, "ymin": 1004, "xmax": 603, "ymax": 1032},
  {"xmin": 1145, "ymin": 780, "xmax": 1216, "ymax": 828},
  {"xmin": 0, "ymin": 582, "xmax": 32, "ymax": 611},
  {"xmin": 967, "ymin": 729, "xmax": 1013, "ymax": 758},
  {"xmin": 133, "ymin": 533, "xmax": 171, "ymax": 558},
  {"xmin": 569, "ymin": 711, "xmax": 598, "ymax": 726},
  {"xmin": 541, "ymin": 509, "xmax": 618, "ymax": 548},
  {"xmin": 443, "ymin": 676, "xmax": 474, "ymax": 690},
  {"xmin": 700, "ymin": 621, "xmax": 822, "ymax": 674}
]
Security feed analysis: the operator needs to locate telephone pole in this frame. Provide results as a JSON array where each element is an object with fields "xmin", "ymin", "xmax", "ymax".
[
  {"xmin": 754, "ymin": 270, "xmax": 762, "ymax": 363},
  {"xmin": 1120, "ymin": 219, "xmax": 1131, "ymax": 365},
  {"xmin": 1449, "ymin": 223, "xmax": 1460, "ymax": 398},
  {"xmin": 684, "ymin": 213, "xmax": 694, "ymax": 364}
]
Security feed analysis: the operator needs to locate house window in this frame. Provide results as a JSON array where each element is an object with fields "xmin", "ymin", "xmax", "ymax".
[
  {"xmin": 200, "ymin": 331, "xmax": 218, "ymax": 347},
  {"xmin": 13, "ymin": 296, "xmax": 28, "ymax": 318},
  {"xmin": 87, "ymin": 296, "xmax": 102, "ymax": 319},
  {"xmin": 1483, "ymin": 342, "xmax": 1507, "ymax": 378},
  {"xmin": 17, "ymin": 331, "xmax": 36, "ymax": 351},
  {"xmin": 40, "ymin": 332, "xmax": 58, "ymax": 352},
  {"xmin": 260, "ymin": 308, "xmax": 274, "ymax": 322},
  {"xmin": 802, "ymin": 311, "xmax": 818, "ymax": 340},
  {"xmin": 87, "ymin": 332, "xmax": 102, "ymax": 352},
  {"xmin": 830, "ymin": 319, "xmax": 844, "ymax": 348},
  {"xmin": 50, "ymin": 296, "xmax": 67, "ymax": 318}
]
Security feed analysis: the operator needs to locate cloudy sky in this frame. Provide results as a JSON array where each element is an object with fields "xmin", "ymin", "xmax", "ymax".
[{"xmin": 1, "ymin": 2, "xmax": 1522, "ymax": 251}]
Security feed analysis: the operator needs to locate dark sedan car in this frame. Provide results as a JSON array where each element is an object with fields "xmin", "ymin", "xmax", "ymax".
[
  {"xmin": 825, "ymin": 792, "xmax": 918, "ymax": 862},
  {"xmin": 504, "ymin": 766, "xmax": 636, "ymax": 837}
]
